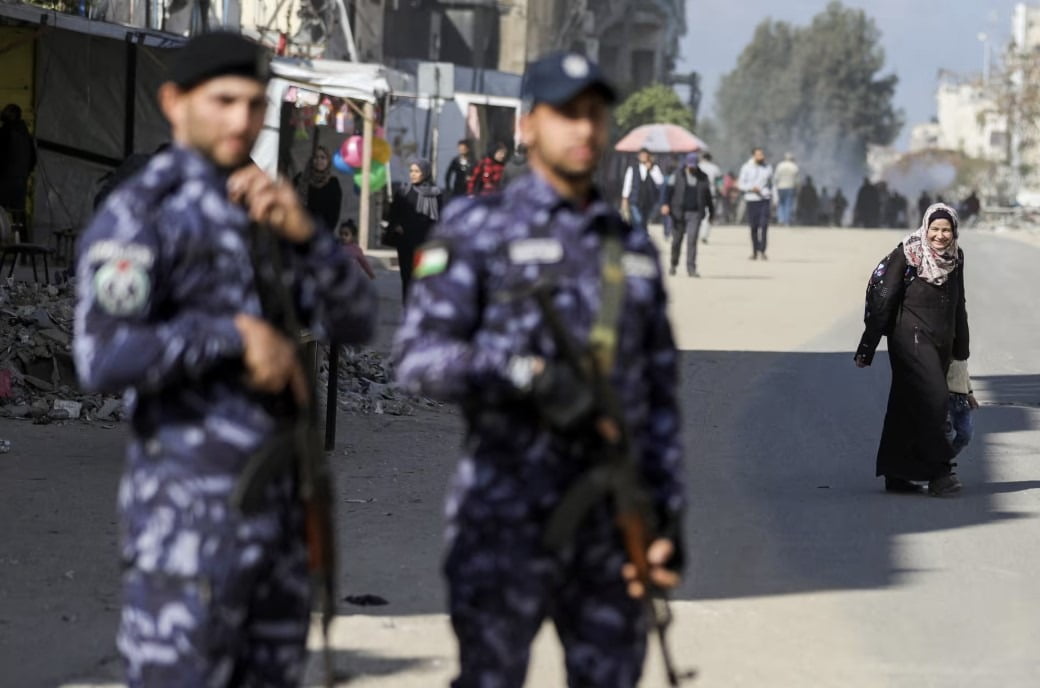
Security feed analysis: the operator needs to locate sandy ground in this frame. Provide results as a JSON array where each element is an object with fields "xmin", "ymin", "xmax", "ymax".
[{"xmin": 3, "ymin": 223, "xmax": 1040, "ymax": 687}]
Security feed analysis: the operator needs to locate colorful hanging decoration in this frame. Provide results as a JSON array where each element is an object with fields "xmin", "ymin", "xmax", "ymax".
[
  {"xmin": 340, "ymin": 135, "xmax": 364, "ymax": 169},
  {"xmin": 315, "ymin": 97, "xmax": 332, "ymax": 127},
  {"xmin": 354, "ymin": 162, "xmax": 388, "ymax": 192},
  {"xmin": 332, "ymin": 151, "xmax": 354, "ymax": 174},
  {"xmin": 371, "ymin": 137, "xmax": 392, "ymax": 165}
]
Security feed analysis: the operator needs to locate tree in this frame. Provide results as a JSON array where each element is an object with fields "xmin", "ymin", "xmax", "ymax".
[
  {"xmin": 615, "ymin": 84, "xmax": 694, "ymax": 134},
  {"xmin": 714, "ymin": 2, "xmax": 903, "ymax": 194}
]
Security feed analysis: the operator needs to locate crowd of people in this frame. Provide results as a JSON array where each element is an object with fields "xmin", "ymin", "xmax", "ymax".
[{"xmin": 8, "ymin": 28, "xmax": 987, "ymax": 688}]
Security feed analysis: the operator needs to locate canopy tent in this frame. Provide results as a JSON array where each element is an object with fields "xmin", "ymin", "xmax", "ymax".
[{"xmin": 254, "ymin": 58, "xmax": 397, "ymax": 250}]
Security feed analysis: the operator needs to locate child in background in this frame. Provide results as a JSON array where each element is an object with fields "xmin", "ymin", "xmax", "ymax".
[
  {"xmin": 946, "ymin": 359, "xmax": 979, "ymax": 456},
  {"xmin": 339, "ymin": 220, "xmax": 376, "ymax": 280}
]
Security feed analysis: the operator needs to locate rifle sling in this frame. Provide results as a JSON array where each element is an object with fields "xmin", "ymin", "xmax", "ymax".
[
  {"xmin": 542, "ymin": 224, "xmax": 633, "ymax": 551},
  {"xmin": 588, "ymin": 225, "xmax": 626, "ymax": 375}
]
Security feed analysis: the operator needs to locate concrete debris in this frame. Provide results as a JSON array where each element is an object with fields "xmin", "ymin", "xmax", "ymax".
[
  {"xmin": 53, "ymin": 400, "xmax": 82, "ymax": 420},
  {"xmin": 0, "ymin": 439, "xmax": 10, "ymax": 454},
  {"xmin": 320, "ymin": 347, "xmax": 438, "ymax": 416},
  {"xmin": 0, "ymin": 279, "xmax": 122, "ymax": 424},
  {"xmin": 0, "ymin": 281, "xmax": 422, "ymax": 424}
]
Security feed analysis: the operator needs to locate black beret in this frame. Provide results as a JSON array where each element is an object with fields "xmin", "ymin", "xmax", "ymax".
[{"xmin": 170, "ymin": 31, "xmax": 271, "ymax": 91}]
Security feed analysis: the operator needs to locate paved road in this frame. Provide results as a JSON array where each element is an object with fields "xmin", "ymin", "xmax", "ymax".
[{"xmin": 3, "ymin": 224, "xmax": 1039, "ymax": 687}]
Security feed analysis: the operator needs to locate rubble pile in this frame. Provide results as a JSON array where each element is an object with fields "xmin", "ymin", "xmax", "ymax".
[
  {"xmin": 0, "ymin": 279, "xmax": 125, "ymax": 424},
  {"xmin": 0, "ymin": 280, "xmax": 429, "ymax": 424},
  {"xmin": 320, "ymin": 347, "xmax": 439, "ymax": 416}
]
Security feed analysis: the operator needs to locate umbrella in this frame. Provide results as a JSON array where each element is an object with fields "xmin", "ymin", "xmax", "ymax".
[{"xmin": 614, "ymin": 123, "xmax": 706, "ymax": 154}]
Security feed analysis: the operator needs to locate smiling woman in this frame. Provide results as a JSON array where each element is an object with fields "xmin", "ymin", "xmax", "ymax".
[{"xmin": 855, "ymin": 203, "xmax": 970, "ymax": 497}]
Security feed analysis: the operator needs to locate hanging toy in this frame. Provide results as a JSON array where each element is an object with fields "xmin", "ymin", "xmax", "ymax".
[
  {"xmin": 340, "ymin": 135, "xmax": 365, "ymax": 169},
  {"xmin": 316, "ymin": 98, "xmax": 331, "ymax": 127},
  {"xmin": 335, "ymin": 108, "xmax": 347, "ymax": 134},
  {"xmin": 332, "ymin": 151, "xmax": 354, "ymax": 174},
  {"xmin": 354, "ymin": 162, "xmax": 388, "ymax": 192}
]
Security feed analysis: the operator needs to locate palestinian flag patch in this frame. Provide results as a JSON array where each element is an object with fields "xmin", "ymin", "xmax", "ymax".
[{"xmin": 413, "ymin": 243, "xmax": 450, "ymax": 279}]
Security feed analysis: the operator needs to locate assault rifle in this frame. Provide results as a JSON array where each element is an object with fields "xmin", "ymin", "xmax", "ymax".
[
  {"xmin": 232, "ymin": 225, "xmax": 337, "ymax": 688},
  {"xmin": 532, "ymin": 284, "xmax": 695, "ymax": 687}
]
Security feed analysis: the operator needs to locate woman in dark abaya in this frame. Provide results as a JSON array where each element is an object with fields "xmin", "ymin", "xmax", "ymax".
[
  {"xmin": 295, "ymin": 146, "xmax": 342, "ymax": 231},
  {"xmin": 855, "ymin": 203, "xmax": 969, "ymax": 497},
  {"xmin": 387, "ymin": 158, "xmax": 442, "ymax": 301}
]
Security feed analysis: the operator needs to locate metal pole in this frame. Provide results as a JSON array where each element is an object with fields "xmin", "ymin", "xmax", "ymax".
[{"xmin": 324, "ymin": 345, "xmax": 339, "ymax": 450}]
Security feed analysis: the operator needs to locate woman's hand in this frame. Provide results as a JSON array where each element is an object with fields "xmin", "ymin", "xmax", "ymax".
[
  {"xmin": 968, "ymin": 393, "xmax": 980, "ymax": 410},
  {"xmin": 854, "ymin": 354, "xmax": 870, "ymax": 368}
]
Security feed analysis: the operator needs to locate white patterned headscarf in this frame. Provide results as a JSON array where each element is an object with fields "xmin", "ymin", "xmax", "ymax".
[{"xmin": 903, "ymin": 202, "xmax": 960, "ymax": 285}]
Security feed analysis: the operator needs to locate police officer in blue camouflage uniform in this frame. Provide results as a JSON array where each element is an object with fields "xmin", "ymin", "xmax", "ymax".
[
  {"xmin": 74, "ymin": 32, "xmax": 376, "ymax": 686},
  {"xmin": 394, "ymin": 52, "xmax": 685, "ymax": 687}
]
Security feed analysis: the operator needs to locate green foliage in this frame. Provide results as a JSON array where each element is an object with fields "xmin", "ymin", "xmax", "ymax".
[
  {"xmin": 714, "ymin": 1, "xmax": 903, "ymax": 193},
  {"xmin": 615, "ymin": 84, "xmax": 694, "ymax": 134}
]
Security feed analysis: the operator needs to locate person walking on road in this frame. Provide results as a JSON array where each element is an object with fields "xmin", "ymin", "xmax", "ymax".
[
  {"xmin": 501, "ymin": 142, "xmax": 530, "ymax": 187},
  {"xmin": 854, "ymin": 177, "xmax": 880, "ymax": 228},
  {"xmin": 855, "ymin": 203, "xmax": 969, "ymax": 497},
  {"xmin": 73, "ymin": 32, "xmax": 376, "ymax": 686},
  {"xmin": 738, "ymin": 147, "xmax": 773, "ymax": 259},
  {"xmin": 444, "ymin": 138, "xmax": 475, "ymax": 199},
  {"xmin": 796, "ymin": 175, "xmax": 819, "ymax": 226},
  {"xmin": 662, "ymin": 151, "xmax": 714, "ymax": 277},
  {"xmin": 467, "ymin": 141, "xmax": 509, "ymax": 196},
  {"xmin": 621, "ymin": 147, "xmax": 665, "ymax": 235},
  {"xmin": 832, "ymin": 188, "xmax": 848, "ymax": 227},
  {"xmin": 917, "ymin": 190, "xmax": 933, "ymax": 220},
  {"xmin": 697, "ymin": 151, "xmax": 722, "ymax": 244},
  {"xmin": 394, "ymin": 51, "xmax": 685, "ymax": 688},
  {"xmin": 387, "ymin": 158, "xmax": 443, "ymax": 301},
  {"xmin": 774, "ymin": 152, "xmax": 799, "ymax": 226}
]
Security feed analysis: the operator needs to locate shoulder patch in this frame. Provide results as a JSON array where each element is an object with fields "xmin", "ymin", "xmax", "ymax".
[
  {"xmin": 94, "ymin": 258, "xmax": 150, "ymax": 316},
  {"xmin": 413, "ymin": 242, "xmax": 451, "ymax": 279}
]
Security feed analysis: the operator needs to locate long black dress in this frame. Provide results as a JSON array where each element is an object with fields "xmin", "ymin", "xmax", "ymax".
[
  {"xmin": 388, "ymin": 184, "xmax": 442, "ymax": 301},
  {"xmin": 304, "ymin": 177, "xmax": 343, "ymax": 232},
  {"xmin": 856, "ymin": 245, "xmax": 969, "ymax": 481}
]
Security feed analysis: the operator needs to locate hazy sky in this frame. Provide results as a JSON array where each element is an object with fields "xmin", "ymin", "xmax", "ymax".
[{"xmin": 679, "ymin": 0, "xmax": 1027, "ymax": 149}]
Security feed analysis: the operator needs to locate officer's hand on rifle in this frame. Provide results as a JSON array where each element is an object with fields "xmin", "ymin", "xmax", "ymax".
[
  {"xmin": 622, "ymin": 538, "xmax": 681, "ymax": 599},
  {"xmin": 522, "ymin": 357, "xmax": 597, "ymax": 433},
  {"xmin": 228, "ymin": 165, "xmax": 315, "ymax": 243},
  {"xmin": 234, "ymin": 314, "xmax": 309, "ymax": 404}
]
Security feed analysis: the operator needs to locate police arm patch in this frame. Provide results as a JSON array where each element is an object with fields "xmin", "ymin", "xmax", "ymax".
[
  {"xmin": 413, "ymin": 243, "xmax": 450, "ymax": 279},
  {"xmin": 94, "ymin": 258, "xmax": 151, "ymax": 316}
]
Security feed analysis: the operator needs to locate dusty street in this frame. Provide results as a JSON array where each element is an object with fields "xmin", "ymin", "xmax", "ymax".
[{"xmin": 2, "ymin": 223, "xmax": 1039, "ymax": 688}]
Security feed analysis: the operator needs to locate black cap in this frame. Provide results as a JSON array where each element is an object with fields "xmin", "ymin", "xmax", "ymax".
[
  {"xmin": 522, "ymin": 52, "xmax": 617, "ymax": 107},
  {"xmin": 169, "ymin": 31, "xmax": 272, "ymax": 91}
]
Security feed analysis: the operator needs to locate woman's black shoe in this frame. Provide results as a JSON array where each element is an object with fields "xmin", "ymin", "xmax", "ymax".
[
  {"xmin": 885, "ymin": 477, "xmax": 924, "ymax": 494},
  {"xmin": 928, "ymin": 473, "xmax": 962, "ymax": 497}
]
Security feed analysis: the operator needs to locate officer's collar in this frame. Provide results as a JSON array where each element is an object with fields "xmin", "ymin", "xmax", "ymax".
[{"xmin": 506, "ymin": 170, "xmax": 617, "ymax": 226}]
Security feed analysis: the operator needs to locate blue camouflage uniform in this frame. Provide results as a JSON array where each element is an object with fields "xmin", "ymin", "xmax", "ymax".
[
  {"xmin": 74, "ymin": 145, "xmax": 376, "ymax": 686},
  {"xmin": 393, "ymin": 172, "xmax": 684, "ymax": 687}
]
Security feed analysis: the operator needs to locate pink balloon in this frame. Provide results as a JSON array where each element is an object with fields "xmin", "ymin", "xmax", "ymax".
[{"xmin": 340, "ymin": 135, "xmax": 364, "ymax": 169}]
